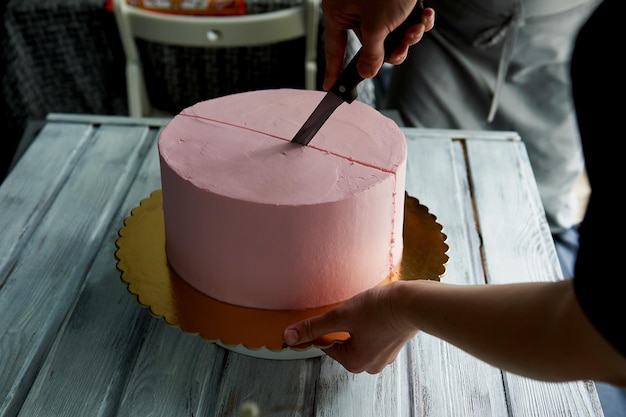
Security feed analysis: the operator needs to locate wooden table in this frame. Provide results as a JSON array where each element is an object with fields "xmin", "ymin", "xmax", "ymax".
[{"xmin": 0, "ymin": 114, "xmax": 603, "ymax": 417}]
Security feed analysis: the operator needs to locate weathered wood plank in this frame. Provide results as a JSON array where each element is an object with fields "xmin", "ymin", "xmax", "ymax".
[
  {"xmin": 506, "ymin": 376, "xmax": 603, "ymax": 417},
  {"xmin": 117, "ymin": 321, "xmax": 229, "ymax": 416},
  {"xmin": 405, "ymin": 131, "xmax": 509, "ymax": 416},
  {"xmin": 0, "ymin": 123, "xmax": 93, "ymax": 281},
  {"xmin": 463, "ymin": 138, "xmax": 602, "ymax": 416},
  {"xmin": 0, "ymin": 123, "xmax": 154, "ymax": 417},
  {"xmin": 315, "ymin": 352, "xmax": 409, "ymax": 417},
  {"xmin": 15, "ymin": 127, "xmax": 160, "ymax": 417},
  {"xmin": 46, "ymin": 112, "xmax": 172, "ymax": 127},
  {"xmin": 466, "ymin": 139, "xmax": 561, "ymax": 285},
  {"xmin": 405, "ymin": 127, "xmax": 520, "ymax": 142},
  {"xmin": 409, "ymin": 335, "xmax": 509, "ymax": 417}
]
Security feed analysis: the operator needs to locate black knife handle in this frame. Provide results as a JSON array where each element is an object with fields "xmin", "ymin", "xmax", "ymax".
[{"xmin": 329, "ymin": 1, "xmax": 425, "ymax": 103}]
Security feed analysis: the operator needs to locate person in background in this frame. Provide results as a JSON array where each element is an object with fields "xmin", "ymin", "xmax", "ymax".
[
  {"xmin": 285, "ymin": 0, "xmax": 626, "ymax": 397},
  {"xmin": 382, "ymin": 0, "xmax": 601, "ymax": 278}
]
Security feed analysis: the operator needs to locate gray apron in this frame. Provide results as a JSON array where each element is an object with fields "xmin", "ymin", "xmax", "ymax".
[{"xmin": 386, "ymin": 0, "xmax": 602, "ymax": 233}]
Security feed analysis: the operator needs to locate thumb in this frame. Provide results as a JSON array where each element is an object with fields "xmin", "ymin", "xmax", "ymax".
[
  {"xmin": 283, "ymin": 311, "xmax": 345, "ymax": 346},
  {"xmin": 283, "ymin": 326, "xmax": 302, "ymax": 346}
]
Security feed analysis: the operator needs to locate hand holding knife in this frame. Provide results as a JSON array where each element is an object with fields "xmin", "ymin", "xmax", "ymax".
[{"xmin": 291, "ymin": 1, "xmax": 426, "ymax": 146}]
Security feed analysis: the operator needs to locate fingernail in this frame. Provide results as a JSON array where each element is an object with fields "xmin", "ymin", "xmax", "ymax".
[{"xmin": 284, "ymin": 328, "xmax": 299, "ymax": 345}]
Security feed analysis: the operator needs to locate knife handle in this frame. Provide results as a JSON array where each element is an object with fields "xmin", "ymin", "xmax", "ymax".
[{"xmin": 329, "ymin": 1, "xmax": 425, "ymax": 103}]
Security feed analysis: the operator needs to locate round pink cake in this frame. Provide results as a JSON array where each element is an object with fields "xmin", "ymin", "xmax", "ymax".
[{"xmin": 158, "ymin": 89, "xmax": 406, "ymax": 310}]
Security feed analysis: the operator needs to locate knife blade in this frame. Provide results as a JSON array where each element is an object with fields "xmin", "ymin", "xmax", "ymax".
[{"xmin": 291, "ymin": 1, "xmax": 425, "ymax": 146}]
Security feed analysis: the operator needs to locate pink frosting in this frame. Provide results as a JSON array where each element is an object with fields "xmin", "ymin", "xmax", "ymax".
[{"xmin": 159, "ymin": 89, "xmax": 406, "ymax": 310}]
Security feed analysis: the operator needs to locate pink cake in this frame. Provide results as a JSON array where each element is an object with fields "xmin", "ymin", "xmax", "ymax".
[{"xmin": 158, "ymin": 89, "xmax": 406, "ymax": 310}]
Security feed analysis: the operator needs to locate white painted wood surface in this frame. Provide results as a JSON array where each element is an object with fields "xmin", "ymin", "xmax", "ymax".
[{"xmin": 0, "ymin": 115, "xmax": 603, "ymax": 417}]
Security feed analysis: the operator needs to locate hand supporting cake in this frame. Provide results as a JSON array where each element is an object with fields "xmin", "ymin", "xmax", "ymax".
[{"xmin": 158, "ymin": 89, "xmax": 407, "ymax": 310}]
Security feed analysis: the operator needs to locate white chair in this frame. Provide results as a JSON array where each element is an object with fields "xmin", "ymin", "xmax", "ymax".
[{"xmin": 113, "ymin": 0, "xmax": 320, "ymax": 117}]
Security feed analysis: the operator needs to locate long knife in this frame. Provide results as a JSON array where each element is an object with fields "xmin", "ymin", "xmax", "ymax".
[{"xmin": 291, "ymin": 1, "xmax": 425, "ymax": 146}]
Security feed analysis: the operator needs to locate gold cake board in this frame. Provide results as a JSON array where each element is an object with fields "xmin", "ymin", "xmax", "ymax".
[{"xmin": 115, "ymin": 190, "xmax": 448, "ymax": 359}]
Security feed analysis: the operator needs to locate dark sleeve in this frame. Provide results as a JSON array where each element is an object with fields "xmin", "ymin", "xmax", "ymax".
[
  {"xmin": 574, "ymin": 198, "xmax": 625, "ymax": 357},
  {"xmin": 571, "ymin": 0, "xmax": 625, "ymax": 358}
]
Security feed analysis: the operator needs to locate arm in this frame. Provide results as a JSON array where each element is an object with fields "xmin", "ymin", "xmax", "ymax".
[
  {"xmin": 320, "ymin": 0, "xmax": 434, "ymax": 89},
  {"xmin": 283, "ymin": 279, "xmax": 626, "ymax": 385}
]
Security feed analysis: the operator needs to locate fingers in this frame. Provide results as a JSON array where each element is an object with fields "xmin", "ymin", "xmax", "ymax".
[
  {"xmin": 322, "ymin": 336, "xmax": 404, "ymax": 374},
  {"xmin": 386, "ymin": 8, "xmax": 434, "ymax": 65},
  {"xmin": 421, "ymin": 7, "xmax": 435, "ymax": 33},
  {"xmin": 385, "ymin": 44, "xmax": 410, "ymax": 66}
]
